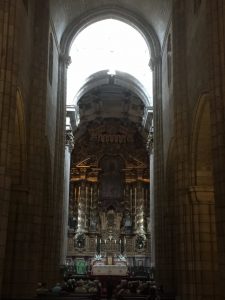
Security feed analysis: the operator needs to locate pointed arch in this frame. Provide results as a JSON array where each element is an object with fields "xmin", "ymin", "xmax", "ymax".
[
  {"xmin": 11, "ymin": 88, "xmax": 27, "ymax": 186},
  {"xmin": 191, "ymin": 93, "xmax": 213, "ymax": 186}
]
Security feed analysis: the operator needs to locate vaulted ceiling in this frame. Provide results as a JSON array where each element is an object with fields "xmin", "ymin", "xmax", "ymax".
[{"xmin": 50, "ymin": 0, "xmax": 172, "ymax": 47}]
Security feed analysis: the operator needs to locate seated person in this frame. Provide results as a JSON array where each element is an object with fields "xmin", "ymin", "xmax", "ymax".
[
  {"xmin": 51, "ymin": 283, "xmax": 62, "ymax": 296},
  {"xmin": 75, "ymin": 279, "xmax": 87, "ymax": 293},
  {"xmin": 36, "ymin": 282, "xmax": 49, "ymax": 296}
]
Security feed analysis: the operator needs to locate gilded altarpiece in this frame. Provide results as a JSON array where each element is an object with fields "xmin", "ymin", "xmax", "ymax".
[{"xmin": 67, "ymin": 119, "xmax": 150, "ymax": 267}]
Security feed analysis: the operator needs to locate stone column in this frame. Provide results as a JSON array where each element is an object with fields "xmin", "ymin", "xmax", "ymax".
[
  {"xmin": 149, "ymin": 140, "xmax": 155, "ymax": 267},
  {"xmin": 171, "ymin": 2, "xmax": 219, "ymax": 299},
  {"xmin": 0, "ymin": 0, "xmax": 17, "ymax": 295},
  {"xmin": 209, "ymin": 1, "xmax": 225, "ymax": 298},
  {"xmin": 172, "ymin": 2, "xmax": 195, "ymax": 298},
  {"xmin": 60, "ymin": 125, "xmax": 74, "ymax": 264},
  {"xmin": 150, "ymin": 52, "xmax": 165, "ymax": 287}
]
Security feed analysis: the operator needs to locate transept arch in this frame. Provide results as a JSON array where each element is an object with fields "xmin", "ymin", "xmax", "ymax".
[
  {"xmin": 60, "ymin": 6, "xmax": 160, "ymax": 272},
  {"xmin": 60, "ymin": 6, "xmax": 161, "ymax": 62}
]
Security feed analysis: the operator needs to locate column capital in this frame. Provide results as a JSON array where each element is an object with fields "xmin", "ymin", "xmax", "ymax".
[
  {"xmin": 59, "ymin": 52, "xmax": 72, "ymax": 68},
  {"xmin": 149, "ymin": 55, "xmax": 161, "ymax": 71}
]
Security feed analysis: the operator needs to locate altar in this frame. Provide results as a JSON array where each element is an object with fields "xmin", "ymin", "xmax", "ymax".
[
  {"xmin": 92, "ymin": 264, "xmax": 127, "ymax": 276},
  {"xmin": 91, "ymin": 255, "xmax": 128, "ymax": 276}
]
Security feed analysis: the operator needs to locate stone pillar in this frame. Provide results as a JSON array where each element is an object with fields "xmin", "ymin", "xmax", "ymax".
[
  {"xmin": 188, "ymin": 186, "xmax": 218, "ymax": 299},
  {"xmin": 60, "ymin": 125, "xmax": 74, "ymax": 264},
  {"xmin": 172, "ymin": 2, "xmax": 196, "ymax": 298},
  {"xmin": 171, "ymin": 1, "xmax": 219, "ymax": 299},
  {"xmin": 209, "ymin": 1, "xmax": 225, "ymax": 298},
  {"xmin": 149, "ymin": 147, "xmax": 155, "ymax": 267},
  {"xmin": 0, "ymin": 0, "xmax": 17, "ymax": 295},
  {"xmin": 150, "ymin": 53, "xmax": 165, "ymax": 288}
]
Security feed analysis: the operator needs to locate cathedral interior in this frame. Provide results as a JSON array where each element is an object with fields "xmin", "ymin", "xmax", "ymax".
[{"xmin": 1, "ymin": 0, "xmax": 225, "ymax": 299}]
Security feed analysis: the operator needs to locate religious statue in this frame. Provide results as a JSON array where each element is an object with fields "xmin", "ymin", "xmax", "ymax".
[{"xmin": 75, "ymin": 233, "xmax": 86, "ymax": 249}]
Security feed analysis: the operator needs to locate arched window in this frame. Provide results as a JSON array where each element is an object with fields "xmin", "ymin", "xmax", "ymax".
[{"xmin": 67, "ymin": 19, "xmax": 152, "ymax": 105}]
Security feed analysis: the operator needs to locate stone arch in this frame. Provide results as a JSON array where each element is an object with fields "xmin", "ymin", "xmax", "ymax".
[
  {"xmin": 60, "ymin": 5, "xmax": 161, "ymax": 65},
  {"xmin": 191, "ymin": 93, "xmax": 213, "ymax": 186},
  {"xmin": 57, "ymin": 4, "xmax": 163, "ymax": 282}
]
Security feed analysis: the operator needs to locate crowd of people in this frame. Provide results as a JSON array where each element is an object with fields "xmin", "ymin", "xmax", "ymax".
[
  {"xmin": 36, "ymin": 278, "xmax": 164, "ymax": 300},
  {"xmin": 114, "ymin": 279, "xmax": 163, "ymax": 299},
  {"xmin": 36, "ymin": 278, "xmax": 101, "ymax": 297}
]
